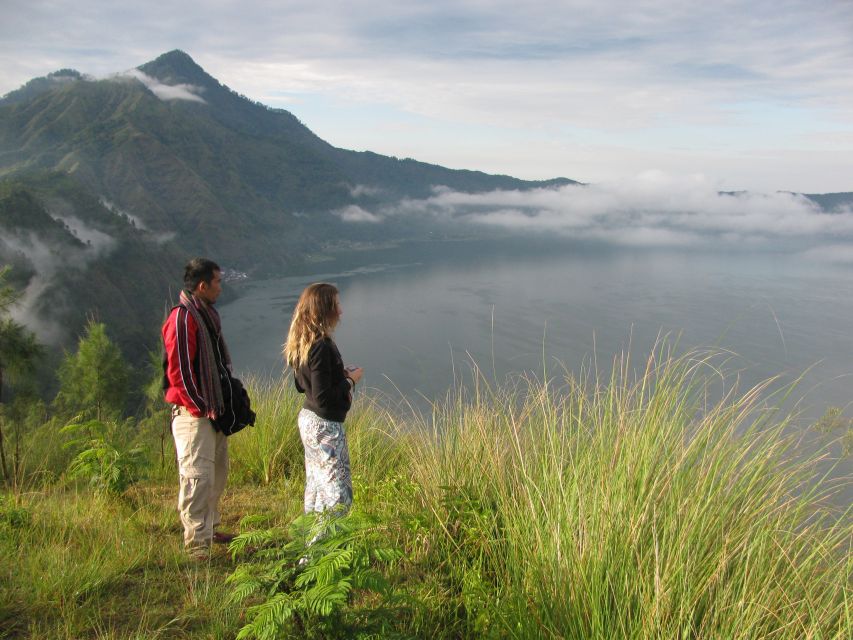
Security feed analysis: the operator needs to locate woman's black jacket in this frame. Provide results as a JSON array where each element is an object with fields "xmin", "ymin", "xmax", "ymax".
[{"xmin": 294, "ymin": 337, "xmax": 352, "ymax": 422}]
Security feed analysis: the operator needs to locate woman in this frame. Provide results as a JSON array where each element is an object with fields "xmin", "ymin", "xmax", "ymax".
[{"xmin": 284, "ymin": 283, "xmax": 363, "ymax": 514}]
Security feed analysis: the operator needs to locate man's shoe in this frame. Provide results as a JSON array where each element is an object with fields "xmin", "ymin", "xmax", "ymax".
[
  {"xmin": 187, "ymin": 547, "xmax": 210, "ymax": 561},
  {"xmin": 212, "ymin": 531, "xmax": 236, "ymax": 544}
]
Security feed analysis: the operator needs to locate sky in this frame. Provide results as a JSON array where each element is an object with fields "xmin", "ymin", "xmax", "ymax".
[{"xmin": 1, "ymin": 0, "xmax": 852, "ymax": 194}]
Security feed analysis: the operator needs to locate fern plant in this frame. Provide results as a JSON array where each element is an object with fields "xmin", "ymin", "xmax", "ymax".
[
  {"xmin": 60, "ymin": 417, "xmax": 146, "ymax": 495},
  {"xmin": 227, "ymin": 509, "xmax": 410, "ymax": 639}
]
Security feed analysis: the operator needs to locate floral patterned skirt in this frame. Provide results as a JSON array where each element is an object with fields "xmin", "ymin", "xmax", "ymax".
[{"xmin": 298, "ymin": 408, "xmax": 353, "ymax": 513}]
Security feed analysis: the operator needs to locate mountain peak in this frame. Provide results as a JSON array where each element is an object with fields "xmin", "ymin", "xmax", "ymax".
[
  {"xmin": 150, "ymin": 49, "xmax": 198, "ymax": 68},
  {"xmin": 137, "ymin": 50, "xmax": 216, "ymax": 88}
]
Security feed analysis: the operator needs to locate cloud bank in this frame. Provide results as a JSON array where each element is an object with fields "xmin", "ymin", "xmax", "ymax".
[{"xmin": 339, "ymin": 172, "xmax": 853, "ymax": 250}]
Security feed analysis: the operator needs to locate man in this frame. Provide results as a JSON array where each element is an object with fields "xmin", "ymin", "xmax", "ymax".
[{"xmin": 162, "ymin": 258, "xmax": 235, "ymax": 558}]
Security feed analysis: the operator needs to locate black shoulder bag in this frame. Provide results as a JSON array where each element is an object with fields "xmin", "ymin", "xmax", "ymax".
[{"xmin": 213, "ymin": 374, "xmax": 256, "ymax": 436}]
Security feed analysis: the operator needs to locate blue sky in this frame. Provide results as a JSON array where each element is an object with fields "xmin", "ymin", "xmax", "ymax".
[{"xmin": 1, "ymin": 0, "xmax": 852, "ymax": 193}]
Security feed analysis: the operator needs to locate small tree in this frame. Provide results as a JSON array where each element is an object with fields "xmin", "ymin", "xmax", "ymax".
[
  {"xmin": 54, "ymin": 320, "xmax": 145, "ymax": 495},
  {"xmin": 60, "ymin": 416, "xmax": 146, "ymax": 495},
  {"xmin": 228, "ymin": 510, "xmax": 408, "ymax": 639},
  {"xmin": 0, "ymin": 267, "xmax": 42, "ymax": 484},
  {"xmin": 55, "ymin": 320, "xmax": 130, "ymax": 422}
]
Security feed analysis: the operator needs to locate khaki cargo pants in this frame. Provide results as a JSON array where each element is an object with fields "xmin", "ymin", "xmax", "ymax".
[{"xmin": 171, "ymin": 407, "xmax": 228, "ymax": 553}]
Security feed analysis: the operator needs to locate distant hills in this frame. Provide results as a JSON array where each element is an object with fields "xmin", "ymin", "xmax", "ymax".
[{"xmin": 800, "ymin": 192, "xmax": 853, "ymax": 212}]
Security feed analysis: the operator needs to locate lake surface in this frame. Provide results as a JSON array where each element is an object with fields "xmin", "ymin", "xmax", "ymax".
[
  {"xmin": 220, "ymin": 238, "xmax": 853, "ymax": 505},
  {"xmin": 221, "ymin": 239, "xmax": 853, "ymax": 417}
]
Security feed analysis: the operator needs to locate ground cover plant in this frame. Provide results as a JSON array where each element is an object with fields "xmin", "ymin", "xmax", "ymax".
[{"xmin": 0, "ymin": 347, "xmax": 850, "ymax": 638}]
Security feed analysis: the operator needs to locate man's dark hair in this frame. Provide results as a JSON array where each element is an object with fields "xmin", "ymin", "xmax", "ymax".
[{"xmin": 184, "ymin": 258, "xmax": 221, "ymax": 292}]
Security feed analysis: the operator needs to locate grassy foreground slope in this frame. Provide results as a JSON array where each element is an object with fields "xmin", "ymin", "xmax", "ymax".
[{"xmin": 1, "ymin": 350, "xmax": 850, "ymax": 639}]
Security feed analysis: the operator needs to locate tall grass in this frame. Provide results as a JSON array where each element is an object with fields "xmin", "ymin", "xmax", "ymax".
[
  {"xmin": 0, "ymin": 483, "xmax": 288, "ymax": 638},
  {"xmin": 227, "ymin": 373, "xmax": 304, "ymax": 485},
  {"xmin": 395, "ymin": 348, "xmax": 852, "ymax": 638},
  {"xmin": 1, "ymin": 348, "xmax": 849, "ymax": 638}
]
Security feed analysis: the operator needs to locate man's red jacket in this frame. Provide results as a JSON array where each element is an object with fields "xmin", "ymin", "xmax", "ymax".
[{"xmin": 162, "ymin": 306, "xmax": 208, "ymax": 418}]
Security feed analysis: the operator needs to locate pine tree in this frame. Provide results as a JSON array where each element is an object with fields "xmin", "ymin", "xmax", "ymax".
[{"xmin": 55, "ymin": 320, "xmax": 130, "ymax": 422}]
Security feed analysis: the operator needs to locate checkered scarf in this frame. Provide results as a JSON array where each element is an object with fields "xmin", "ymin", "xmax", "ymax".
[{"xmin": 180, "ymin": 289, "xmax": 232, "ymax": 419}]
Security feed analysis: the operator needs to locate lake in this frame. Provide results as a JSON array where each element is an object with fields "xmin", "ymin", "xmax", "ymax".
[{"xmin": 221, "ymin": 239, "xmax": 851, "ymax": 415}]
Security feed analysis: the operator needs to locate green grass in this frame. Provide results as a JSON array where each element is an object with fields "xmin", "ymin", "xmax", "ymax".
[{"xmin": 1, "ymin": 350, "xmax": 850, "ymax": 638}]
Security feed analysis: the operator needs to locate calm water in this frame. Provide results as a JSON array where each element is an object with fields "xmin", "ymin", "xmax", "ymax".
[{"xmin": 221, "ymin": 240, "xmax": 853, "ymax": 419}]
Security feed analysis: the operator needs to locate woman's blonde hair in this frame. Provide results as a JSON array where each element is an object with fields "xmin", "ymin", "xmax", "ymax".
[{"xmin": 284, "ymin": 283, "xmax": 340, "ymax": 368}]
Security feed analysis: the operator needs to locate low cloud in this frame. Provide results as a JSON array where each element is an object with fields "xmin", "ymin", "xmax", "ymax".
[
  {"xmin": 348, "ymin": 184, "xmax": 384, "ymax": 198},
  {"xmin": 6, "ymin": 273, "xmax": 64, "ymax": 344},
  {"xmin": 798, "ymin": 244, "xmax": 853, "ymax": 264},
  {"xmin": 100, "ymin": 197, "xmax": 148, "ymax": 229},
  {"xmin": 150, "ymin": 230, "xmax": 177, "ymax": 244},
  {"xmin": 0, "ymin": 232, "xmax": 73, "ymax": 342},
  {"xmin": 54, "ymin": 216, "xmax": 117, "ymax": 255},
  {"xmin": 1, "ymin": 231, "xmax": 61, "ymax": 275},
  {"xmin": 121, "ymin": 69, "xmax": 206, "ymax": 103},
  {"xmin": 98, "ymin": 198, "xmax": 177, "ymax": 243},
  {"xmin": 334, "ymin": 204, "xmax": 382, "ymax": 223},
  {"xmin": 366, "ymin": 172, "xmax": 853, "ymax": 248},
  {"xmin": 1, "ymin": 211, "xmax": 119, "ymax": 342}
]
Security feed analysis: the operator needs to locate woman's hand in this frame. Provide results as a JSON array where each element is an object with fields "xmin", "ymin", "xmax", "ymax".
[{"xmin": 346, "ymin": 366, "xmax": 364, "ymax": 385}]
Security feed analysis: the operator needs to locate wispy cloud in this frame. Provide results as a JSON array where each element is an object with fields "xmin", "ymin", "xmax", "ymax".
[
  {"xmin": 0, "ymin": 201, "xmax": 120, "ymax": 341},
  {"xmin": 0, "ymin": 232, "xmax": 81, "ymax": 342},
  {"xmin": 54, "ymin": 215, "xmax": 117, "ymax": 254},
  {"xmin": 100, "ymin": 197, "xmax": 148, "ymax": 230},
  {"xmin": 333, "ymin": 204, "xmax": 383, "ymax": 223},
  {"xmin": 120, "ymin": 69, "xmax": 206, "ymax": 103},
  {"xmin": 348, "ymin": 184, "xmax": 384, "ymax": 198}
]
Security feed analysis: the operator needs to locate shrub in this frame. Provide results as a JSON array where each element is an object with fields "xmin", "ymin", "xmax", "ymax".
[
  {"xmin": 227, "ymin": 509, "xmax": 409, "ymax": 639},
  {"xmin": 60, "ymin": 417, "xmax": 146, "ymax": 495}
]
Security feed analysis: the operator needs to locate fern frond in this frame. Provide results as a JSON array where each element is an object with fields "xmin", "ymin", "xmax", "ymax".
[
  {"xmin": 370, "ymin": 547, "xmax": 403, "ymax": 563},
  {"xmin": 239, "ymin": 513, "xmax": 273, "ymax": 529},
  {"xmin": 228, "ymin": 577, "xmax": 264, "ymax": 605},
  {"xmin": 352, "ymin": 568, "xmax": 390, "ymax": 594},
  {"xmin": 304, "ymin": 580, "xmax": 351, "ymax": 616},
  {"xmin": 243, "ymin": 592, "xmax": 297, "ymax": 638}
]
